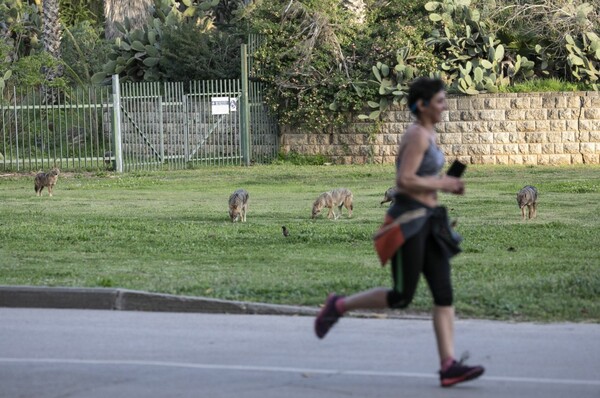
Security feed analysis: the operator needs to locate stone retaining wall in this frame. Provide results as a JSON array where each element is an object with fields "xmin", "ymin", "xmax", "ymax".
[{"xmin": 279, "ymin": 91, "xmax": 600, "ymax": 165}]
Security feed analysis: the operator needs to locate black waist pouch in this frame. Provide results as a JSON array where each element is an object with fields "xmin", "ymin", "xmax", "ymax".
[{"xmin": 431, "ymin": 206, "xmax": 462, "ymax": 258}]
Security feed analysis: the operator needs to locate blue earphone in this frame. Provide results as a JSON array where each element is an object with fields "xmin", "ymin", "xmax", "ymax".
[{"xmin": 409, "ymin": 100, "xmax": 429, "ymax": 113}]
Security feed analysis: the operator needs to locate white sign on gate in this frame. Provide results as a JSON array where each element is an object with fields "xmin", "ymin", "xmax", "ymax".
[
  {"xmin": 229, "ymin": 98, "xmax": 238, "ymax": 112},
  {"xmin": 211, "ymin": 97, "xmax": 230, "ymax": 115}
]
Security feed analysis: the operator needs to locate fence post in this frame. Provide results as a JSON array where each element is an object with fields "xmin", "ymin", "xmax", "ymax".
[
  {"xmin": 183, "ymin": 94, "xmax": 189, "ymax": 162},
  {"xmin": 111, "ymin": 75, "xmax": 123, "ymax": 173},
  {"xmin": 159, "ymin": 95, "xmax": 164, "ymax": 163},
  {"xmin": 13, "ymin": 86, "xmax": 19, "ymax": 171},
  {"xmin": 240, "ymin": 44, "xmax": 251, "ymax": 166}
]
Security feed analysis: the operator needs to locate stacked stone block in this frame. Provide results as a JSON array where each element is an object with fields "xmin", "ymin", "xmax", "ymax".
[{"xmin": 279, "ymin": 92, "xmax": 600, "ymax": 165}]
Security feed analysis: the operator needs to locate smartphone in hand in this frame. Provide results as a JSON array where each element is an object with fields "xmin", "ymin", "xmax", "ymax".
[{"xmin": 446, "ymin": 160, "xmax": 467, "ymax": 177}]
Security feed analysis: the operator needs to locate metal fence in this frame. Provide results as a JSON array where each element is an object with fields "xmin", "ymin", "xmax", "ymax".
[
  {"xmin": 1, "ymin": 85, "xmax": 113, "ymax": 172},
  {"xmin": 249, "ymin": 80, "xmax": 279, "ymax": 165},
  {"xmin": 1, "ymin": 43, "xmax": 279, "ymax": 173}
]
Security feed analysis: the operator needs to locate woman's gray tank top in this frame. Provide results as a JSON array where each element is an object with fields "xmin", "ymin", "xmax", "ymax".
[{"xmin": 396, "ymin": 141, "xmax": 445, "ymax": 176}]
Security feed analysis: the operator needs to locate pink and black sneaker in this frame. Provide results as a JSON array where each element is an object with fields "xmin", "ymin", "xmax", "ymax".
[
  {"xmin": 439, "ymin": 354, "xmax": 485, "ymax": 387},
  {"xmin": 314, "ymin": 294, "xmax": 343, "ymax": 339}
]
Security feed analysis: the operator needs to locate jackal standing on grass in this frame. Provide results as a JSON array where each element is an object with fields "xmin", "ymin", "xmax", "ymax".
[
  {"xmin": 517, "ymin": 185, "xmax": 538, "ymax": 220},
  {"xmin": 229, "ymin": 189, "xmax": 249, "ymax": 222},
  {"xmin": 34, "ymin": 167, "xmax": 60, "ymax": 197},
  {"xmin": 311, "ymin": 188, "xmax": 353, "ymax": 220}
]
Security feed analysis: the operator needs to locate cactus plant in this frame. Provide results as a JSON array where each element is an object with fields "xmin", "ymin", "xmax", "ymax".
[
  {"xmin": 565, "ymin": 31, "xmax": 600, "ymax": 90},
  {"xmin": 425, "ymin": 0, "xmax": 535, "ymax": 95},
  {"xmin": 0, "ymin": 69, "xmax": 12, "ymax": 92},
  {"xmin": 357, "ymin": 46, "xmax": 420, "ymax": 120},
  {"xmin": 92, "ymin": 0, "xmax": 217, "ymax": 84}
]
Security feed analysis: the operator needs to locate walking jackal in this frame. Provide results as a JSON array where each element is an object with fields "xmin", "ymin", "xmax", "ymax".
[
  {"xmin": 517, "ymin": 185, "xmax": 538, "ymax": 220},
  {"xmin": 311, "ymin": 188, "xmax": 353, "ymax": 220},
  {"xmin": 229, "ymin": 189, "xmax": 249, "ymax": 222},
  {"xmin": 34, "ymin": 167, "xmax": 60, "ymax": 197}
]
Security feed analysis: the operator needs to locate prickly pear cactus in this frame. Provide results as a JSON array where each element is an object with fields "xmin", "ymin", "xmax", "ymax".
[
  {"xmin": 92, "ymin": 0, "xmax": 218, "ymax": 84},
  {"xmin": 425, "ymin": 0, "xmax": 535, "ymax": 94},
  {"xmin": 565, "ymin": 31, "xmax": 600, "ymax": 90},
  {"xmin": 358, "ymin": 46, "xmax": 420, "ymax": 120}
]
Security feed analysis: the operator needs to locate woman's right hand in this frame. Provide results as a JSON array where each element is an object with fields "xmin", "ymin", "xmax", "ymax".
[{"xmin": 440, "ymin": 175, "xmax": 465, "ymax": 195}]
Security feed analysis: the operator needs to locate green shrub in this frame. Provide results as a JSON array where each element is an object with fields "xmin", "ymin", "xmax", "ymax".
[
  {"xmin": 59, "ymin": 0, "xmax": 104, "ymax": 28},
  {"xmin": 161, "ymin": 19, "xmax": 241, "ymax": 82},
  {"xmin": 357, "ymin": 47, "xmax": 427, "ymax": 120},
  {"xmin": 0, "ymin": 42, "xmax": 13, "ymax": 93},
  {"xmin": 0, "ymin": 0, "xmax": 74, "ymax": 92},
  {"xmin": 92, "ymin": 15, "xmax": 163, "ymax": 84},
  {"xmin": 564, "ymin": 31, "xmax": 600, "ymax": 90},
  {"xmin": 92, "ymin": 0, "xmax": 221, "ymax": 84},
  {"xmin": 0, "ymin": 0, "xmax": 42, "ymax": 60},
  {"xmin": 61, "ymin": 21, "xmax": 111, "ymax": 85},
  {"xmin": 491, "ymin": 0, "xmax": 599, "ymax": 86},
  {"xmin": 242, "ymin": 1, "xmax": 359, "ymax": 129},
  {"xmin": 361, "ymin": 0, "xmax": 435, "ymax": 70},
  {"xmin": 213, "ymin": 0, "xmax": 247, "ymax": 25},
  {"xmin": 274, "ymin": 150, "xmax": 329, "ymax": 165},
  {"xmin": 12, "ymin": 52, "xmax": 67, "ymax": 88},
  {"xmin": 425, "ymin": 0, "xmax": 536, "ymax": 94},
  {"xmin": 336, "ymin": 0, "xmax": 438, "ymax": 119},
  {"xmin": 241, "ymin": 0, "xmax": 438, "ymax": 129},
  {"xmin": 499, "ymin": 77, "xmax": 590, "ymax": 93}
]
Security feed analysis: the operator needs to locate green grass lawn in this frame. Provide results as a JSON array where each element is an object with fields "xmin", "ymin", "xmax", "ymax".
[{"xmin": 1, "ymin": 164, "xmax": 599, "ymax": 322}]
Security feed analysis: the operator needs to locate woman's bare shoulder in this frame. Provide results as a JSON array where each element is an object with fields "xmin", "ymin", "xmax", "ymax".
[{"xmin": 403, "ymin": 124, "xmax": 430, "ymax": 147}]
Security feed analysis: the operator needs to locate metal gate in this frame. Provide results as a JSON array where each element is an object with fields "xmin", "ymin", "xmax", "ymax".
[
  {"xmin": 117, "ymin": 79, "xmax": 247, "ymax": 171},
  {"xmin": 114, "ymin": 44, "xmax": 278, "ymax": 172},
  {"xmin": 0, "ymin": 43, "xmax": 278, "ymax": 173}
]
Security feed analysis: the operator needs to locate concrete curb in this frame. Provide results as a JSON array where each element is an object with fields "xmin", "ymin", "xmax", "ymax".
[
  {"xmin": 0, "ymin": 286, "xmax": 319, "ymax": 316},
  {"xmin": 0, "ymin": 286, "xmax": 432, "ymax": 320}
]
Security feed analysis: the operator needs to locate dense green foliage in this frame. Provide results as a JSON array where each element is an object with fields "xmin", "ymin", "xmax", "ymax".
[
  {"xmin": 241, "ymin": 0, "xmax": 438, "ymax": 129},
  {"xmin": 59, "ymin": 0, "xmax": 104, "ymax": 28},
  {"xmin": 61, "ymin": 21, "xmax": 110, "ymax": 85},
  {"xmin": 90, "ymin": 0, "xmax": 242, "ymax": 84},
  {"xmin": 0, "ymin": 0, "xmax": 106, "ymax": 88},
  {"xmin": 491, "ymin": 0, "xmax": 599, "ymax": 83},
  {"xmin": 240, "ymin": 0, "xmax": 598, "ymax": 124},
  {"xmin": 361, "ymin": 0, "xmax": 598, "ymax": 120},
  {"xmin": 273, "ymin": 150, "xmax": 329, "ymax": 165},
  {"xmin": 161, "ymin": 20, "xmax": 241, "ymax": 82},
  {"xmin": 498, "ymin": 77, "xmax": 590, "ymax": 93},
  {"xmin": 426, "ymin": 0, "xmax": 535, "ymax": 93},
  {"xmin": 1, "ymin": 165, "xmax": 599, "ymax": 322},
  {"xmin": 1, "ymin": 0, "xmax": 243, "ymax": 88},
  {"xmin": 1, "ymin": 0, "xmax": 598, "ymax": 123},
  {"xmin": 0, "ymin": 0, "xmax": 81, "ymax": 90},
  {"xmin": 0, "ymin": 0, "xmax": 41, "ymax": 60}
]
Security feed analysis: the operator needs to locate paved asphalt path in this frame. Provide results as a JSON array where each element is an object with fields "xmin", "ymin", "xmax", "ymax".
[{"xmin": 1, "ymin": 308, "xmax": 599, "ymax": 398}]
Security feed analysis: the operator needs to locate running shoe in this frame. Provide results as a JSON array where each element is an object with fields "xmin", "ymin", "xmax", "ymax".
[
  {"xmin": 314, "ymin": 294, "xmax": 343, "ymax": 339},
  {"xmin": 439, "ymin": 354, "xmax": 485, "ymax": 387}
]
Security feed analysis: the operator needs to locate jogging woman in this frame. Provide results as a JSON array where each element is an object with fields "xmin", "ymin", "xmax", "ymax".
[{"xmin": 314, "ymin": 77, "xmax": 484, "ymax": 388}]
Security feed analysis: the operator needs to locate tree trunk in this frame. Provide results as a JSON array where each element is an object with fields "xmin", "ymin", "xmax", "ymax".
[
  {"xmin": 104, "ymin": 0, "xmax": 153, "ymax": 40},
  {"xmin": 42, "ymin": 0, "xmax": 63, "ymax": 104}
]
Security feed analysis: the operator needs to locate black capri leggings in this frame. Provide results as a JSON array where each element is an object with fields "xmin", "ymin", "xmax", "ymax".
[{"xmin": 386, "ymin": 216, "xmax": 453, "ymax": 308}]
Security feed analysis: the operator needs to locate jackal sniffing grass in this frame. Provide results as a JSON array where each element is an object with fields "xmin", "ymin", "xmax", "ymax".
[
  {"xmin": 311, "ymin": 188, "xmax": 353, "ymax": 220},
  {"xmin": 229, "ymin": 189, "xmax": 249, "ymax": 222},
  {"xmin": 517, "ymin": 185, "xmax": 538, "ymax": 220},
  {"xmin": 34, "ymin": 167, "xmax": 60, "ymax": 197}
]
